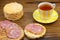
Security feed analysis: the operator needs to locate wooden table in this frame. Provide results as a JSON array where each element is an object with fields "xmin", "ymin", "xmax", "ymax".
[{"xmin": 0, "ymin": 0, "xmax": 60, "ymax": 40}]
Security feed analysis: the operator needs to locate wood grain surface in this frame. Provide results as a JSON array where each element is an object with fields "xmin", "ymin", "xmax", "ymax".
[{"xmin": 0, "ymin": 0, "xmax": 60, "ymax": 40}]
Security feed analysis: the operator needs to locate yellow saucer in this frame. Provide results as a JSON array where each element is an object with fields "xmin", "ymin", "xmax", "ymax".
[{"xmin": 33, "ymin": 9, "xmax": 58, "ymax": 23}]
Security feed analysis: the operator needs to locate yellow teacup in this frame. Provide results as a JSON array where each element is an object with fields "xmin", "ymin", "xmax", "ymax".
[{"xmin": 38, "ymin": 2, "xmax": 56, "ymax": 20}]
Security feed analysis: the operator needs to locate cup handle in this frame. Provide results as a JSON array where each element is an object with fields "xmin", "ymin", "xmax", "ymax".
[{"xmin": 52, "ymin": 4, "xmax": 56, "ymax": 8}]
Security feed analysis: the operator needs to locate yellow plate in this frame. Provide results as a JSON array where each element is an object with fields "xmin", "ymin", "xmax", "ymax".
[{"xmin": 33, "ymin": 9, "xmax": 58, "ymax": 23}]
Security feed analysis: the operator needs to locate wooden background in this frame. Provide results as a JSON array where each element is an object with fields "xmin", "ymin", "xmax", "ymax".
[{"xmin": 0, "ymin": 0, "xmax": 60, "ymax": 40}]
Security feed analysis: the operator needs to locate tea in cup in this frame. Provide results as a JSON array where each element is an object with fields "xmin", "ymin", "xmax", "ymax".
[{"xmin": 38, "ymin": 2, "xmax": 56, "ymax": 20}]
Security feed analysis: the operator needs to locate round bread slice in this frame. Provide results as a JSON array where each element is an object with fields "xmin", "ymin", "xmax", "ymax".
[
  {"xmin": 24, "ymin": 23, "xmax": 46, "ymax": 39},
  {"xmin": 6, "ymin": 25, "xmax": 24, "ymax": 40},
  {"xmin": 7, "ymin": 24, "xmax": 24, "ymax": 40}
]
